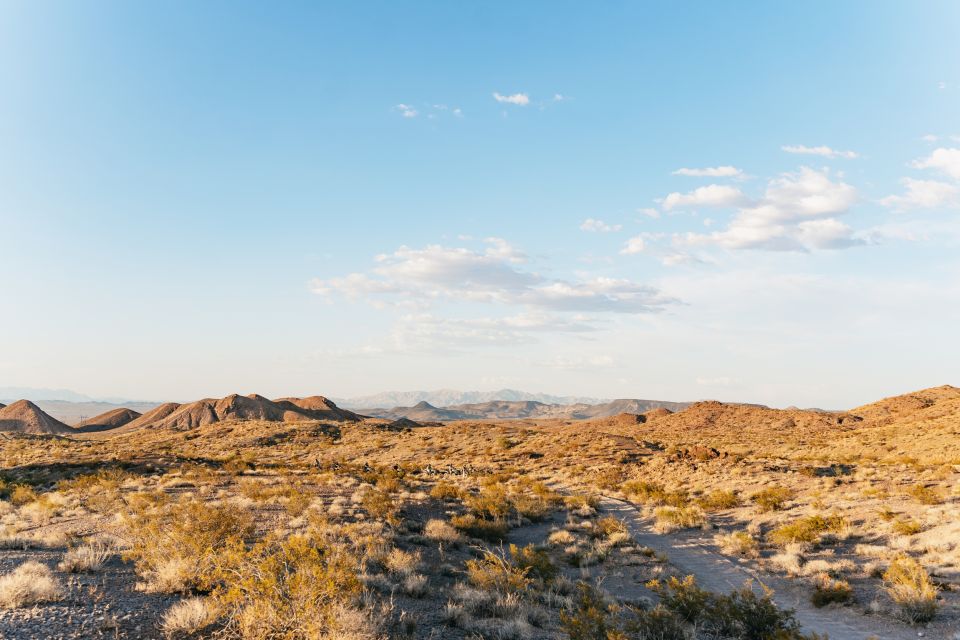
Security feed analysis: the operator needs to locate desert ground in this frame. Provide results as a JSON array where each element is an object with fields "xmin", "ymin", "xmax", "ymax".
[{"xmin": 0, "ymin": 386, "xmax": 957, "ymax": 639}]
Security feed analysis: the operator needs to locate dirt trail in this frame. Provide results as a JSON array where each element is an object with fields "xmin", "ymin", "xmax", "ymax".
[{"xmin": 599, "ymin": 496, "xmax": 920, "ymax": 640}]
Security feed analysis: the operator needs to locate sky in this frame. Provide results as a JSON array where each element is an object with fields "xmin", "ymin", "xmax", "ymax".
[{"xmin": 1, "ymin": 1, "xmax": 959, "ymax": 409}]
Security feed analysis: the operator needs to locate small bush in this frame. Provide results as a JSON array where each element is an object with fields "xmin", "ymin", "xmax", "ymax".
[
  {"xmin": 424, "ymin": 518, "xmax": 462, "ymax": 543},
  {"xmin": 811, "ymin": 574, "xmax": 853, "ymax": 607},
  {"xmin": 59, "ymin": 541, "xmax": 112, "ymax": 573},
  {"xmin": 715, "ymin": 530, "xmax": 759, "ymax": 557},
  {"xmin": 904, "ymin": 485, "xmax": 944, "ymax": 506},
  {"xmin": 750, "ymin": 486, "xmax": 794, "ymax": 512},
  {"xmin": 0, "ymin": 561, "xmax": 62, "ymax": 608},
  {"xmin": 451, "ymin": 514, "xmax": 508, "ymax": 542},
  {"xmin": 648, "ymin": 575, "xmax": 806, "ymax": 639},
  {"xmin": 430, "ymin": 482, "xmax": 464, "ymax": 501},
  {"xmin": 623, "ymin": 481, "xmax": 689, "ymax": 507},
  {"xmin": 697, "ymin": 489, "xmax": 740, "ymax": 511},
  {"xmin": 9, "ymin": 484, "xmax": 38, "ymax": 507},
  {"xmin": 161, "ymin": 597, "xmax": 217, "ymax": 639},
  {"xmin": 891, "ymin": 518, "xmax": 922, "ymax": 536},
  {"xmin": 768, "ymin": 514, "xmax": 847, "ymax": 546},
  {"xmin": 466, "ymin": 548, "xmax": 531, "ymax": 594},
  {"xmin": 509, "ymin": 544, "xmax": 557, "ymax": 583},
  {"xmin": 883, "ymin": 555, "xmax": 938, "ymax": 623},
  {"xmin": 653, "ymin": 506, "xmax": 706, "ymax": 533}
]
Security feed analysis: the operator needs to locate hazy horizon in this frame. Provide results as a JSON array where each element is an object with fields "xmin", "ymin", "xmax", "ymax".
[{"xmin": 3, "ymin": 2, "xmax": 959, "ymax": 410}]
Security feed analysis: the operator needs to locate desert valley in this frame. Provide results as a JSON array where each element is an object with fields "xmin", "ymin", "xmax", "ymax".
[{"xmin": 0, "ymin": 385, "xmax": 957, "ymax": 639}]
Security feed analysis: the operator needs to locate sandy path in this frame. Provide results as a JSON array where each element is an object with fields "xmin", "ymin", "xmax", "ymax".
[{"xmin": 599, "ymin": 496, "xmax": 920, "ymax": 640}]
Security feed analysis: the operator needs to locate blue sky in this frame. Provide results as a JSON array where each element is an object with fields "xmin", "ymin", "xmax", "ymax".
[{"xmin": 1, "ymin": 1, "xmax": 958, "ymax": 407}]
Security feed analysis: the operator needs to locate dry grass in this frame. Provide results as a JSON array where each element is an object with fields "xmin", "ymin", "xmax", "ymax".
[
  {"xmin": 0, "ymin": 560, "xmax": 63, "ymax": 608},
  {"xmin": 882, "ymin": 555, "xmax": 939, "ymax": 623},
  {"xmin": 160, "ymin": 597, "xmax": 217, "ymax": 638},
  {"xmin": 59, "ymin": 541, "xmax": 113, "ymax": 573}
]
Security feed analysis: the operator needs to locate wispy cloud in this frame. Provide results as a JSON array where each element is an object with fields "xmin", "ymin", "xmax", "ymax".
[
  {"xmin": 492, "ymin": 92, "xmax": 530, "ymax": 106},
  {"xmin": 781, "ymin": 144, "xmax": 859, "ymax": 159},
  {"xmin": 312, "ymin": 238, "xmax": 675, "ymax": 316},
  {"xmin": 580, "ymin": 218, "xmax": 622, "ymax": 232},
  {"xmin": 880, "ymin": 178, "xmax": 959, "ymax": 211},
  {"xmin": 394, "ymin": 103, "xmax": 418, "ymax": 118},
  {"xmin": 672, "ymin": 166, "xmax": 743, "ymax": 178}
]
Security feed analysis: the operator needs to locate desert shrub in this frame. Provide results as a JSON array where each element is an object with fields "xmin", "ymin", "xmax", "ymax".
[
  {"xmin": 9, "ymin": 484, "xmax": 38, "ymax": 507},
  {"xmin": 0, "ymin": 561, "xmax": 62, "ymax": 608},
  {"xmin": 161, "ymin": 597, "xmax": 217, "ymax": 639},
  {"xmin": 883, "ymin": 555, "xmax": 938, "ymax": 623},
  {"xmin": 563, "ymin": 494, "xmax": 599, "ymax": 511},
  {"xmin": 653, "ymin": 506, "xmax": 706, "ymax": 533},
  {"xmin": 451, "ymin": 514, "xmax": 509, "ymax": 542},
  {"xmin": 122, "ymin": 498, "xmax": 254, "ymax": 593},
  {"xmin": 509, "ymin": 544, "xmax": 557, "ymax": 583},
  {"xmin": 904, "ymin": 485, "xmax": 944, "ymax": 505},
  {"xmin": 715, "ymin": 531, "xmax": 759, "ymax": 557},
  {"xmin": 891, "ymin": 518, "xmax": 922, "ymax": 536},
  {"xmin": 592, "ymin": 516, "xmax": 627, "ymax": 539},
  {"xmin": 750, "ymin": 486, "xmax": 794, "ymax": 512},
  {"xmin": 429, "ymin": 481, "xmax": 464, "ymax": 501},
  {"xmin": 648, "ymin": 575, "xmax": 806, "ymax": 639},
  {"xmin": 811, "ymin": 573, "xmax": 853, "ymax": 607},
  {"xmin": 465, "ymin": 485, "xmax": 513, "ymax": 520},
  {"xmin": 59, "ymin": 541, "xmax": 112, "ymax": 573},
  {"xmin": 548, "ymin": 530, "xmax": 576, "ymax": 546},
  {"xmin": 359, "ymin": 488, "xmax": 400, "ymax": 527},
  {"xmin": 466, "ymin": 547, "xmax": 531, "ymax": 594},
  {"xmin": 213, "ymin": 533, "xmax": 374, "ymax": 639},
  {"xmin": 559, "ymin": 582, "xmax": 616, "ymax": 640},
  {"xmin": 621, "ymin": 605, "xmax": 686, "ymax": 640},
  {"xmin": 510, "ymin": 492, "xmax": 552, "ymax": 522},
  {"xmin": 424, "ymin": 518, "xmax": 462, "ymax": 543},
  {"xmin": 697, "ymin": 489, "xmax": 740, "ymax": 511},
  {"xmin": 768, "ymin": 514, "xmax": 847, "ymax": 546},
  {"xmin": 623, "ymin": 481, "xmax": 689, "ymax": 507},
  {"xmin": 384, "ymin": 547, "xmax": 421, "ymax": 577},
  {"xmin": 877, "ymin": 505, "xmax": 897, "ymax": 521}
]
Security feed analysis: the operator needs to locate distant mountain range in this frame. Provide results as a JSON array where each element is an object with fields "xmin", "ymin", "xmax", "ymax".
[
  {"xmin": 364, "ymin": 398, "xmax": 690, "ymax": 422},
  {"xmin": 0, "ymin": 387, "xmax": 153, "ymax": 405},
  {"xmin": 335, "ymin": 388, "xmax": 612, "ymax": 409}
]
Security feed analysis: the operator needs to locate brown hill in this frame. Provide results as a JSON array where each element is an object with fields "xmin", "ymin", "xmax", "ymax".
[
  {"xmin": 76, "ymin": 408, "xmax": 142, "ymax": 432},
  {"xmin": 274, "ymin": 396, "xmax": 362, "ymax": 422},
  {"xmin": 0, "ymin": 400, "xmax": 74, "ymax": 435},
  {"xmin": 117, "ymin": 394, "xmax": 362, "ymax": 432},
  {"xmin": 115, "ymin": 402, "xmax": 183, "ymax": 432},
  {"xmin": 850, "ymin": 384, "xmax": 960, "ymax": 425}
]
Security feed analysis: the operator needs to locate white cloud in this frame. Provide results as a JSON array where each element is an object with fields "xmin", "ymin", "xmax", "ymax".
[
  {"xmin": 662, "ymin": 184, "xmax": 748, "ymax": 211},
  {"xmin": 620, "ymin": 235, "xmax": 646, "ymax": 255},
  {"xmin": 922, "ymin": 134, "xmax": 938, "ymax": 143},
  {"xmin": 672, "ymin": 166, "xmax": 743, "ymax": 178},
  {"xmin": 394, "ymin": 104, "xmax": 418, "ymax": 118},
  {"xmin": 552, "ymin": 93, "xmax": 567, "ymax": 102},
  {"xmin": 492, "ymin": 92, "xmax": 530, "ymax": 106},
  {"xmin": 312, "ymin": 238, "xmax": 675, "ymax": 316},
  {"xmin": 911, "ymin": 147, "xmax": 960, "ymax": 180},
  {"xmin": 637, "ymin": 207, "xmax": 661, "ymax": 219},
  {"xmin": 880, "ymin": 177, "xmax": 959, "ymax": 211},
  {"xmin": 678, "ymin": 167, "xmax": 860, "ymax": 251},
  {"xmin": 781, "ymin": 144, "xmax": 859, "ymax": 159},
  {"xmin": 580, "ymin": 218, "xmax": 622, "ymax": 232}
]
